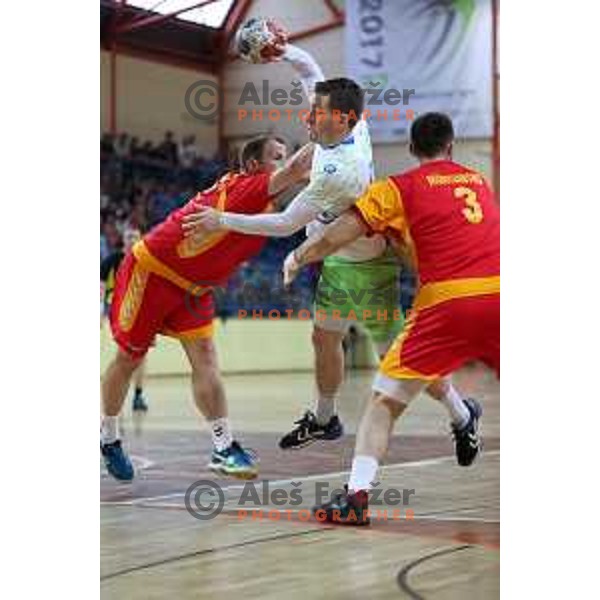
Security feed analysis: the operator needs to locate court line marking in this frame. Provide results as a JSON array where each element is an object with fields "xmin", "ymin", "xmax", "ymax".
[
  {"xmin": 100, "ymin": 450, "xmax": 500, "ymax": 507},
  {"xmin": 396, "ymin": 544, "xmax": 474, "ymax": 599},
  {"xmin": 100, "ymin": 454, "xmax": 155, "ymax": 478},
  {"xmin": 100, "ymin": 527, "xmax": 332, "ymax": 582},
  {"xmin": 131, "ymin": 455, "xmax": 155, "ymax": 470}
]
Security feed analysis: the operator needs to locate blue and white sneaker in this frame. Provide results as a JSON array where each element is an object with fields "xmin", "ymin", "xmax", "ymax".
[
  {"xmin": 101, "ymin": 440, "xmax": 134, "ymax": 482},
  {"xmin": 209, "ymin": 440, "xmax": 258, "ymax": 479}
]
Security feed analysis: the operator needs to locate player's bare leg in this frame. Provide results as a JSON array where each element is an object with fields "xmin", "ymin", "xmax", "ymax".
[
  {"xmin": 425, "ymin": 377, "xmax": 469, "ymax": 424},
  {"xmin": 132, "ymin": 358, "xmax": 149, "ymax": 412},
  {"xmin": 101, "ymin": 349, "xmax": 143, "ymax": 432},
  {"xmin": 181, "ymin": 337, "xmax": 257, "ymax": 479},
  {"xmin": 100, "ymin": 349, "xmax": 142, "ymax": 481},
  {"xmin": 352, "ymin": 379, "xmax": 424, "ymax": 472},
  {"xmin": 314, "ymin": 378, "xmax": 424, "ymax": 525},
  {"xmin": 313, "ymin": 326, "xmax": 345, "ymax": 423},
  {"xmin": 181, "ymin": 337, "xmax": 227, "ymax": 423},
  {"xmin": 279, "ymin": 323, "xmax": 345, "ymax": 449}
]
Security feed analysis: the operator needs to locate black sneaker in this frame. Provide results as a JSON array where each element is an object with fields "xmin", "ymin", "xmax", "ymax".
[
  {"xmin": 312, "ymin": 485, "xmax": 370, "ymax": 526},
  {"xmin": 452, "ymin": 398, "xmax": 483, "ymax": 467},
  {"xmin": 278, "ymin": 411, "xmax": 344, "ymax": 450},
  {"xmin": 132, "ymin": 392, "xmax": 149, "ymax": 412}
]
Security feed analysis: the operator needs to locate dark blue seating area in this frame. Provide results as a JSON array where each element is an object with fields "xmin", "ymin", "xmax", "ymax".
[{"xmin": 214, "ymin": 232, "xmax": 317, "ymax": 319}]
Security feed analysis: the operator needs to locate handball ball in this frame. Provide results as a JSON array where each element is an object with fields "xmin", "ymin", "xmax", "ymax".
[{"xmin": 235, "ymin": 17, "xmax": 288, "ymax": 64}]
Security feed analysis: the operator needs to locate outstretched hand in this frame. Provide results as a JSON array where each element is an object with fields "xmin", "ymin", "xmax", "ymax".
[
  {"xmin": 181, "ymin": 206, "xmax": 223, "ymax": 237},
  {"xmin": 282, "ymin": 250, "xmax": 300, "ymax": 287}
]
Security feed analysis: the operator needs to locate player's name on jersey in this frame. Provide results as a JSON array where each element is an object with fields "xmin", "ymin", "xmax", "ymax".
[{"xmin": 426, "ymin": 173, "xmax": 484, "ymax": 187}]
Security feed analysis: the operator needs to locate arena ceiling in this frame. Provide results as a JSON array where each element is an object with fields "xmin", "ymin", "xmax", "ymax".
[
  {"xmin": 100, "ymin": 0, "xmax": 254, "ymax": 72},
  {"xmin": 100, "ymin": 0, "xmax": 344, "ymax": 72}
]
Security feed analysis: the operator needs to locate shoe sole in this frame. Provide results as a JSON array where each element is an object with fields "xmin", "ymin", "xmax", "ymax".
[
  {"xmin": 110, "ymin": 475, "xmax": 134, "ymax": 484},
  {"xmin": 280, "ymin": 431, "xmax": 344, "ymax": 451},
  {"xmin": 280, "ymin": 437, "xmax": 318, "ymax": 450},
  {"xmin": 103, "ymin": 466, "xmax": 134, "ymax": 483},
  {"xmin": 208, "ymin": 463, "xmax": 258, "ymax": 480}
]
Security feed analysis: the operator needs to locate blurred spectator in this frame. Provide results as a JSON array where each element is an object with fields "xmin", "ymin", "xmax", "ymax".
[
  {"xmin": 102, "ymin": 219, "xmax": 122, "ymax": 254},
  {"xmin": 141, "ymin": 140, "xmax": 155, "ymax": 159},
  {"xmin": 113, "ymin": 133, "xmax": 130, "ymax": 158},
  {"xmin": 100, "ymin": 233, "xmax": 109, "ymax": 263},
  {"xmin": 148, "ymin": 182, "xmax": 182, "ymax": 227},
  {"xmin": 101, "ymin": 133, "xmax": 114, "ymax": 154},
  {"xmin": 158, "ymin": 131, "xmax": 178, "ymax": 165},
  {"xmin": 129, "ymin": 136, "xmax": 141, "ymax": 159},
  {"xmin": 126, "ymin": 200, "xmax": 148, "ymax": 233},
  {"xmin": 100, "ymin": 175, "xmax": 111, "ymax": 210},
  {"xmin": 179, "ymin": 135, "xmax": 199, "ymax": 168}
]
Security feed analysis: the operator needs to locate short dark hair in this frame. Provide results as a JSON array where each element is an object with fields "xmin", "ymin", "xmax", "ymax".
[
  {"xmin": 240, "ymin": 135, "xmax": 285, "ymax": 165},
  {"xmin": 410, "ymin": 112, "xmax": 454, "ymax": 158},
  {"xmin": 315, "ymin": 78, "xmax": 364, "ymax": 129}
]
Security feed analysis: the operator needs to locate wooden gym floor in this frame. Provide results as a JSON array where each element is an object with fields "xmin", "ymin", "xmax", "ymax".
[{"xmin": 101, "ymin": 365, "xmax": 499, "ymax": 599}]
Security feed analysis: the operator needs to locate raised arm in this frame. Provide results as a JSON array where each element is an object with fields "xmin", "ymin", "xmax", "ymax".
[{"xmin": 282, "ymin": 44, "xmax": 325, "ymax": 99}]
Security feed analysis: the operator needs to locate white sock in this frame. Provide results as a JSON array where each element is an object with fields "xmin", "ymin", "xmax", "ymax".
[
  {"xmin": 439, "ymin": 384, "xmax": 470, "ymax": 428},
  {"xmin": 348, "ymin": 455, "xmax": 379, "ymax": 492},
  {"xmin": 314, "ymin": 392, "xmax": 337, "ymax": 425},
  {"xmin": 210, "ymin": 417, "xmax": 233, "ymax": 452},
  {"xmin": 100, "ymin": 416, "xmax": 119, "ymax": 445}
]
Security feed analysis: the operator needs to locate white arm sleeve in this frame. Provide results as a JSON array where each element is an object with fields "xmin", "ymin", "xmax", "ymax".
[
  {"xmin": 219, "ymin": 190, "xmax": 321, "ymax": 237},
  {"xmin": 282, "ymin": 44, "xmax": 325, "ymax": 98}
]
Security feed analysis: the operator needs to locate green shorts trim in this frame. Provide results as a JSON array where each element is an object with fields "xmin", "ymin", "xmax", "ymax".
[{"xmin": 314, "ymin": 251, "xmax": 404, "ymax": 343}]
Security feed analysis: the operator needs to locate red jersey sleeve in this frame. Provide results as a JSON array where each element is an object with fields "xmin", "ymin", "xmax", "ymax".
[{"xmin": 225, "ymin": 172, "xmax": 272, "ymax": 214}]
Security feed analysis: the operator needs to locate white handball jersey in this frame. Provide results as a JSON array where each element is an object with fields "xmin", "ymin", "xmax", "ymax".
[{"xmin": 305, "ymin": 119, "xmax": 387, "ymax": 261}]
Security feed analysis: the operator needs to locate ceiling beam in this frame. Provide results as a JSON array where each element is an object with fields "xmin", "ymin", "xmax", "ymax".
[
  {"xmin": 323, "ymin": 0, "xmax": 344, "ymax": 20},
  {"xmin": 288, "ymin": 16, "xmax": 344, "ymax": 43},
  {"xmin": 116, "ymin": 0, "xmax": 222, "ymax": 34},
  {"xmin": 222, "ymin": 0, "xmax": 253, "ymax": 51}
]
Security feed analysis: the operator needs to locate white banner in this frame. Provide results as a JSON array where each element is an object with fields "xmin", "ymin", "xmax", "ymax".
[{"xmin": 345, "ymin": 0, "xmax": 492, "ymax": 142}]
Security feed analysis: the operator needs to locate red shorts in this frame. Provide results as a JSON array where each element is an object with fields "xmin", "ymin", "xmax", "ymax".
[
  {"xmin": 380, "ymin": 293, "xmax": 499, "ymax": 380},
  {"xmin": 110, "ymin": 253, "xmax": 214, "ymax": 359}
]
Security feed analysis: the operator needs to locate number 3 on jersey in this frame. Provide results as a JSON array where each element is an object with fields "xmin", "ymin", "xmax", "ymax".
[{"xmin": 454, "ymin": 186, "xmax": 483, "ymax": 224}]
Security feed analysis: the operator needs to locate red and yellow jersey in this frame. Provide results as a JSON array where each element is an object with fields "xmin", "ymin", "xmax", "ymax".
[
  {"xmin": 354, "ymin": 160, "xmax": 499, "ymax": 309},
  {"xmin": 133, "ymin": 171, "xmax": 273, "ymax": 291}
]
